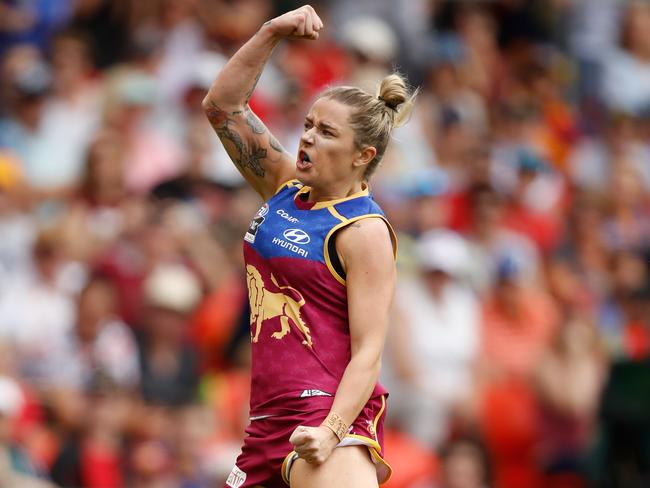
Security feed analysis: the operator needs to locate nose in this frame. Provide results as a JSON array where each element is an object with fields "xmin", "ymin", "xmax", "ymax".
[{"xmin": 300, "ymin": 127, "xmax": 315, "ymax": 146}]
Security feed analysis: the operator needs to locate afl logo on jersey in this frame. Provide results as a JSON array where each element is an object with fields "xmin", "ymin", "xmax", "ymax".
[
  {"xmin": 283, "ymin": 228, "xmax": 310, "ymax": 244},
  {"xmin": 244, "ymin": 204, "xmax": 269, "ymax": 244}
]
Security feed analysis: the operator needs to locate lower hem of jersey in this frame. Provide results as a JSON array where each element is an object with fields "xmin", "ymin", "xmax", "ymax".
[{"xmin": 280, "ymin": 434, "xmax": 393, "ymax": 486}]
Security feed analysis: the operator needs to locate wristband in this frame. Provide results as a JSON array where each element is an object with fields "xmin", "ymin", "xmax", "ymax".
[{"xmin": 321, "ymin": 412, "xmax": 348, "ymax": 442}]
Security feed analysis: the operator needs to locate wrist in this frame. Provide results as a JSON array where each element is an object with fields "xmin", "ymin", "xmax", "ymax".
[
  {"xmin": 320, "ymin": 412, "xmax": 349, "ymax": 443},
  {"xmin": 258, "ymin": 19, "xmax": 281, "ymax": 43},
  {"xmin": 319, "ymin": 425, "xmax": 340, "ymax": 445}
]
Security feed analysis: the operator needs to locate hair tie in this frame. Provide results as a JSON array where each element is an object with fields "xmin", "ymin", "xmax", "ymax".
[{"xmin": 378, "ymin": 95, "xmax": 397, "ymax": 111}]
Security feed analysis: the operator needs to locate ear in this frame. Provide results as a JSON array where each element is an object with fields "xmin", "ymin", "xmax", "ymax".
[{"xmin": 352, "ymin": 146, "xmax": 377, "ymax": 169}]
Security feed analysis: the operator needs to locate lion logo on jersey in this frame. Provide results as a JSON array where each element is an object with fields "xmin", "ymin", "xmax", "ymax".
[{"xmin": 246, "ymin": 264, "xmax": 312, "ymax": 347}]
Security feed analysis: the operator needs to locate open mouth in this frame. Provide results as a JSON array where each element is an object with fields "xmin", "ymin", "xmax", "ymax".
[{"xmin": 297, "ymin": 150, "xmax": 313, "ymax": 170}]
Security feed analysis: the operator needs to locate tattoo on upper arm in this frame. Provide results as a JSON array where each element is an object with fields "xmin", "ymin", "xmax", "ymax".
[
  {"xmin": 269, "ymin": 134, "xmax": 284, "ymax": 153},
  {"xmin": 246, "ymin": 110, "xmax": 267, "ymax": 134},
  {"xmin": 205, "ymin": 102, "xmax": 267, "ymax": 177}
]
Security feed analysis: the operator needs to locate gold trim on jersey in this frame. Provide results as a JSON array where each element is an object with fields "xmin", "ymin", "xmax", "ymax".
[
  {"xmin": 274, "ymin": 179, "xmax": 302, "ymax": 195},
  {"xmin": 327, "ymin": 206, "xmax": 347, "ymax": 223},
  {"xmin": 323, "ymin": 214, "xmax": 398, "ymax": 285},
  {"xmin": 293, "ymin": 183, "xmax": 370, "ymax": 209}
]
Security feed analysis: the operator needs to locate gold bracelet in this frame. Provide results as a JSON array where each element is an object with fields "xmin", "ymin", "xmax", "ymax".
[{"xmin": 321, "ymin": 412, "xmax": 348, "ymax": 442}]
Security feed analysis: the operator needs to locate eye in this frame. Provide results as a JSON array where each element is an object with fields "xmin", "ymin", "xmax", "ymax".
[
  {"xmin": 303, "ymin": 120, "xmax": 313, "ymax": 130},
  {"xmin": 322, "ymin": 129, "xmax": 333, "ymax": 136}
]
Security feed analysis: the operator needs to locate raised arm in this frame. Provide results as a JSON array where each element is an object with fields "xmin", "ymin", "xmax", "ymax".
[{"xmin": 201, "ymin": 5, "xmax": 323, "ymax": 200}]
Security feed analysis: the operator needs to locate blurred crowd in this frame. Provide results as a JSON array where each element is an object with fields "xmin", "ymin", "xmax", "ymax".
[{"xmin": 0, "ymin": 0, "xmax": 649, "ymax": 487}]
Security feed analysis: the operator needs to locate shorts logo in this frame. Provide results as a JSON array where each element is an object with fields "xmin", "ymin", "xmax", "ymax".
[
  {"xmin": 283, "ymin": 228, "xmax": 310, "ymax": 244},
  {"xmin": 226, "ymin": 465, "xmax": 247, "ymax": 488},
  {"xmin": 245, "ymin": 204, "xmax": 269, "ymax": 243},
  {"xmin": 367, "ymin": 419, "xmax": 376, "ymax": 438}
]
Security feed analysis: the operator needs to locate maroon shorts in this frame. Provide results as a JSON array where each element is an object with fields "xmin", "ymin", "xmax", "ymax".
[{"xmin": 224, "ymin": 395, "xmax": 391, "ymax": 488}]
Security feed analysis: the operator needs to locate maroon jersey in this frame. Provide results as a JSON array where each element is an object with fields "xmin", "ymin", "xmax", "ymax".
[{"xmin": 243, "ymin": 180, "xmax": 395, "ymax": 418}]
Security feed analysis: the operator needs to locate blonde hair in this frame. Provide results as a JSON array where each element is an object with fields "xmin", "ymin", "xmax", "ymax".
[{"xmin": 321, "ymin": 73, "xmax": 417, "ymax": 179}]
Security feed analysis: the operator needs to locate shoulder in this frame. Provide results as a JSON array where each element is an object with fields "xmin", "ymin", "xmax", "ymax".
[{"xmin": 336, "ymin": 217, "xmax": 394, "ymax": 264}]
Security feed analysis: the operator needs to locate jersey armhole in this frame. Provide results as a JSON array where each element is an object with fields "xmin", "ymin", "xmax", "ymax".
[
  {"xmin": 327, "ymin": 231, "xmax": 346, "ymax": 281},
  {"xmin": 323, "ymin": 214, "xmax": 398, "ymax": 286}
]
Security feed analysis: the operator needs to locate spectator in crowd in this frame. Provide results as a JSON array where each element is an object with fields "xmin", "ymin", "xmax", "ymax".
[
  {"xmin": 463, "ymin": 184, "xmax": 541, "ymax": 295},
  {"xmin": 0, "ymin": 375, "xmax": 55, "ymax": 488},
  {"xmin": 478, "ymin": 256, "xmax": 559, "ymax": 381},
  {"xmin": 0, "ymin": 228, "xmax": 77, "ymax": 389},
  {"xmin": 44, "ymin": 273, "xmax": 140, "ymax": 393},
  {"xmin": 434, "ymin": 437, "xmax": 491, "ymax": 488},
  {"xmin": 534, "ymin": 319, "xmax": 606, "ymax": 483},
  {"xmin": 138, "ymin": 263, "xmax": 202, "ymax": 407},
  {"xmin": 600, "ymin": 0, "xmax": 650, "ymax": 114},
  {"xmin": 386, "ymin": 230, "xmax": 479, "ymax": 449}
]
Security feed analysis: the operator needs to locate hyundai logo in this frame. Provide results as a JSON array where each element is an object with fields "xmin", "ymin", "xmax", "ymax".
[{"xmin": 283, "ymin": 228, "xmax": 310, "ymax": 244}]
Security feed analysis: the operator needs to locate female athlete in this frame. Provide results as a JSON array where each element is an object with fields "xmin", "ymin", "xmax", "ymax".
[{"xmin": 202, "ymin": 5, "xmax": 415, "ymax": 488}]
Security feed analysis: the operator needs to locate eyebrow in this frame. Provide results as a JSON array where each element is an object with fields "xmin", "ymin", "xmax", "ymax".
[{"xmin": 305, "ymin": 116, "xmax": 339, "ymax": 134}]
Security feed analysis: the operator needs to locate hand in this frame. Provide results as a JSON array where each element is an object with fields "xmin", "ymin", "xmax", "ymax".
[
  {"xmin": 264, "ymin": 5, "xmax": 323, "ymax": 41},
  {"xmin": 289, "ymin": 425, "xmax": 339, "ymax": 466}
]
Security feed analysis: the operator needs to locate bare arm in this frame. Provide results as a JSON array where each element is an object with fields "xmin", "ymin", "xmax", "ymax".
[
  {"xmin": 290, "ymin": 218, "xmax": 395, "ymax": 464},
  {"xmin": 201, "ymin": 5, "xmax": 323, "ymax": 200},
  {"xmin": 329, "ymin": 218, "xmax": 395, "ymax": 422}
]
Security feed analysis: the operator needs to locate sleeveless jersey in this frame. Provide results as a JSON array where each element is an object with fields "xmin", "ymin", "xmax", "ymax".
[{"xmin": 243, "ymin": 180, "xmax": 396, "ymax": 417}]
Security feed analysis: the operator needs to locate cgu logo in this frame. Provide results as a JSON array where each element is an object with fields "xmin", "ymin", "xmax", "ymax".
[
  {"xmin": 283, "ymin": 228, "xmax": 310, "ymax": 244},
  {"xmin": 276, "ymin": 209, "xmax": 299, "ymax": 223}
]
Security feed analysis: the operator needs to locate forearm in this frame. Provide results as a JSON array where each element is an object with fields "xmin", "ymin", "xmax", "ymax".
[
  {"xmin": 328, "ymin": 350, "xmax": 382, "ymax": 432},
  {"xmin": 202, "ymin": 22, "xmax": 279, "ymax": 112}
]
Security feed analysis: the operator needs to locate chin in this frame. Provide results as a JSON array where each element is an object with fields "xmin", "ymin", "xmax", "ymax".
[{"xmin": 295, "ymin": 169, "xmax": 315, "ymax": 186}]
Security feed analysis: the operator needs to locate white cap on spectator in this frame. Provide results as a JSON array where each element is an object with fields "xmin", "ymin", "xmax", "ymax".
[
  {"xmin": 144, "ymin": 263, "xmax": 202, "ymax": 314},
  {"xmin": 416, "ymin": 229, "xmax": 469, "ymax": 278},
  {"xmin": 341, "ymin": 17, "xmax": 398, "ymax": 62},
  {"xmin": 0, "ymin": 376, "xmax": 24, "ymax": 418}
]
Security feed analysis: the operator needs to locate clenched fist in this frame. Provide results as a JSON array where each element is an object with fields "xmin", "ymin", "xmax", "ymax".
[
  {"xmin": 264, "ymin": 4, "xmax": 323, "ymax": 41},
  {"xmin": 289, "ymin": 425, "xmax": 339, "ymax": 466}
]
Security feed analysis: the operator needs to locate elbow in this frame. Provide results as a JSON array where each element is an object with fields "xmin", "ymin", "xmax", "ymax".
[
  {"xmin": 201, "ymin": 92, "xmax": 244, "ymax": 116},
  {"xmin": 201, "ymin": 94, "xmax": 215, "ymax": 113},
  {"xmin": 202, "ymin": 85, "xmax": 226, "ymax": 112}
]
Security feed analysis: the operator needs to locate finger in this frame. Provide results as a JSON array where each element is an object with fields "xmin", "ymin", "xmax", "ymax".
[
  {"xmin": 306, "ymin": 5, "xmax": 323, "ymax": 30},
  {"xmin": 293, "ymin": 12, "xmax": 306, "ymax": 37},
  {"xmin": 302, "ymin": 8, "xmax": 314, "ymax": 37}
]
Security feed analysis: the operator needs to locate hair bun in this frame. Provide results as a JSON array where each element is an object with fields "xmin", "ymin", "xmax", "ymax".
[
  {"xmin": 378, "ymin": 74, "xmax": 408, "ymax": 110},
  {"xmin": 377, "ymin": 73, "xmax": 417, "ymax": 128}
]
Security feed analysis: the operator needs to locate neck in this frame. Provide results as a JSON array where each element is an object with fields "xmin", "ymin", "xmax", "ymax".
[{"xmin": 306, "ymin": 180, "xmax": 365, "ymax": 203}]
